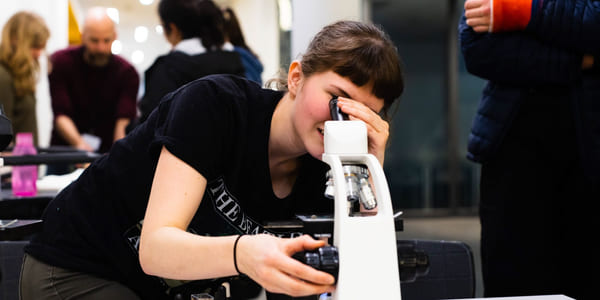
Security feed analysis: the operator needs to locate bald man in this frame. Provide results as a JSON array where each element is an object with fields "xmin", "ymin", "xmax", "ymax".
[
  {"xmin": 81, "ymin": 7, "xmax": 116, "ymax": 67},
  {"xmin": 48, "ymin": 7, "xmax": 139, "ymax": 173}
]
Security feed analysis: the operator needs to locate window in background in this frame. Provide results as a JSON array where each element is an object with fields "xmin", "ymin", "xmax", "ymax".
[
  {"xmin": 372, "ymin": 0, "xmax": 483, "ymax": 214},
  {"xmin": 277, "ymin": 0, "xmax": 292, "ymax": 73}
]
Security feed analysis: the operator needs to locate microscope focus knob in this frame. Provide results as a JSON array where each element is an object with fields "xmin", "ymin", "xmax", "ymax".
[{"xmin": 293, "ymin": 246, "xmax": 339, "ymax": 284}]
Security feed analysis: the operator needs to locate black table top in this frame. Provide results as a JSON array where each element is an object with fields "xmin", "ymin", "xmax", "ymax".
[
  {"xmin": 0, "ymin": 219, "xmax": 42, "ymax": 240},
  {"xmin": 0, "ymin": 189, "xmax": 56, "ymax": 200},
  {"xmin": 0, "ymin": 151, "xmax": 101, "ymax": 166},
  {"xmin": 0, "ymin": 190, "xmax": 55, "ymax": 219}
]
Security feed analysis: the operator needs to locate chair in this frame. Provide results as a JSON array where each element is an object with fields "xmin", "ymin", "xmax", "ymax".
[
  {"xmin": 400, "ymin": 239, "xmax": 475, "ymax": 300},
  {"xmin": 0, "ymin": 241, "xmax": 28, "ymax": 300}
]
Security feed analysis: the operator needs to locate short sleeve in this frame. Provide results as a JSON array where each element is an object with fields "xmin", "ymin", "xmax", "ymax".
[{"xmin": 151, "ymin": 79, "xmax": 236, "ymax": 179}]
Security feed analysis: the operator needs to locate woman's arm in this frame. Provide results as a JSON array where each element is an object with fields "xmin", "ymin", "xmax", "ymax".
[
  {"xmin": 459, "ymin": 14, "xmax": 582, "ymax": 85},
  {"xmin": 139, "ymin": 146, "xmax": 335, "ymax": 296},
  {"xmin": 54, "ymin": 115, "xmax": 93, "ymax": 151},
  {"xmin": 140, "ymin": 146, "xmax": 237, "ymax": 279},
  {"xmin": 113, "ymin": 118, "xmax": 130, "ymax": 142}
]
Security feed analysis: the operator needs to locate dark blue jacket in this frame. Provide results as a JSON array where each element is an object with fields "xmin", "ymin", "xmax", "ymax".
[
  {"xmin": 234, "ymin": 46, "xmax": 263, "ymax": 85},
  {"xmin": 459, "ymin": 0, "xmax": 600, "ymax": 183}
]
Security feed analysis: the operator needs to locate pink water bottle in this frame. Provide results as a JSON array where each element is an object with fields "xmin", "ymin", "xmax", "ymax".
[{"xmin": 11, "ymin": 132, "xmax": 38, "ymax": 196}]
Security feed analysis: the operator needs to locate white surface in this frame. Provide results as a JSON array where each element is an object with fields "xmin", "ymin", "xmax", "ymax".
[
  {"xmin": 36, "ymin": 168, "xmax": 84, "ymax": 193},
  {"xmin": 291, "ymin": 0, "xmax": 367, "ymax": 60},
  {"xmin": 323, "ymin": 121, "xmax": 367, "ymax": 155}
]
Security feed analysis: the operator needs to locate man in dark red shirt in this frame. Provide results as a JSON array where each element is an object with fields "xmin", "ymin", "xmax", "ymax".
[{"xmin": 49, "ymin": 7, "xmax": 139, "ymax": 155}]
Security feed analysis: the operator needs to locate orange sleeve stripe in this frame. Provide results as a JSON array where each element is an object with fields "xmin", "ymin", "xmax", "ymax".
[{"xmin": 492, "ymin": 0, "xmax": 533, "ymax": 32}]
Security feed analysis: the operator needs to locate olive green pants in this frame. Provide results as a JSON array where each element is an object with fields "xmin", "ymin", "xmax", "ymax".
[{"xmin": 19, "ymin": 254, "xmax": 141, "ymax": 300}]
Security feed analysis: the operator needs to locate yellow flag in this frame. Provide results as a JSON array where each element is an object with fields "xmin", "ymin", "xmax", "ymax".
[{"xmin": 68, "ymin": 0, "xmax": 81, "ymax": 45}]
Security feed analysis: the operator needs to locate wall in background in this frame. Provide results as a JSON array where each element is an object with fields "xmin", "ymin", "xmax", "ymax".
[{"xmin": 290, "ymin": 0, "xmax": 367, "ymax": 60}]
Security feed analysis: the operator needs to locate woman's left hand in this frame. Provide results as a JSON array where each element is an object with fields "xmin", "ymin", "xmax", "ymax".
[{"xmin": 336, "ymin": 97, "xmax": 389, "ymax": 165}]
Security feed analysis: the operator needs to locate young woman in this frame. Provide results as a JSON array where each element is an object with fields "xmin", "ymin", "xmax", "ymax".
[
  {"xmin": 20, "ymin": 20, "xmax": 404, "ymax": 300},
  {"xmin": 0, "ymin": 11, "xmax": 49, "ymax": 146}
]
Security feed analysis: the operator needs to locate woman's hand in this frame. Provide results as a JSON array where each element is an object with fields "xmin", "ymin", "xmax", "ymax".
[
  {"xmin": 336, "ymin": 97, "xmax": 389, "ymax": 165},
  {"xmin": 236, "ymin": 234, "xmax": 336, "ymax": 297}
]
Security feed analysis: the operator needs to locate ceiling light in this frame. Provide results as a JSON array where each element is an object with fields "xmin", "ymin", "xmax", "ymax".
[
  {"xmin": 278, "ymin": 0, "xmax": 292, "ymax": 31},
  {"xmin": 132, "ymin": 50, "xmax": 145, "ymax": 65},
  {"xmin": 111, "ymin": 40, "xmax": 122, "ymax": 54},
  {"xmin": 106, "ymin": 8, "xmax": 119, "ymax": 24},
  {"xmin": 134, "ymin": 26, "xmax": 149, "ymax": 43}
]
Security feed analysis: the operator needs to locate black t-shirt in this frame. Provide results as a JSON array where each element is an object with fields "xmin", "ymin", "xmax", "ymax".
[{"xmin": 26, "ymin": 75, "xmax": 332, "ymax": 299}]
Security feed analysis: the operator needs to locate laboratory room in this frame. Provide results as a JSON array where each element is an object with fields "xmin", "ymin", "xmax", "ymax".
[{"xmin": 1, "ymin": 0, "xmax": 594, "ymax": 300}]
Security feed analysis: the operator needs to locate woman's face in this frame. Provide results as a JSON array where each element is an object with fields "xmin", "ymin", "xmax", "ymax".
[{"xmin": 291, "ymin": 67, "xmax": 384, "ymax": 159}]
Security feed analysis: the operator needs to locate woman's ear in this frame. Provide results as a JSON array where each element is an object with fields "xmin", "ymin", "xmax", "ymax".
[{"xmin": 287, "ymin": 61, "xmax": 302, "ymax": 100}]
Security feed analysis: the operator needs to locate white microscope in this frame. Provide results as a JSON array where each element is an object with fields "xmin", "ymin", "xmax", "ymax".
[{"xmin": 321, "ymin": 97, "xmax": 401, "ymax": 299}]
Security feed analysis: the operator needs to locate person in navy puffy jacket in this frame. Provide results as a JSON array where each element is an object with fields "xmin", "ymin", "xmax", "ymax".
[{"xmin": 460, "ymin": 0, "xmax": 598, "ymax": 299}]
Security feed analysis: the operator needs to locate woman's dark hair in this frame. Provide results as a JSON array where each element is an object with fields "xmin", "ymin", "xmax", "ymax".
[
  {"xmin": 222, "ymin": 7, "xmax": 257, "ymax": 57},
  {"xmin": 303, "ymin": 20, "xmax": 404, "ymax": 120},
  {"xmin": 267, "ymin": 20, "xmax": 404, "ymax": 120},
  {"xmin": 158, "ymin": 0, "xmax": 225, "ymax": 50}
]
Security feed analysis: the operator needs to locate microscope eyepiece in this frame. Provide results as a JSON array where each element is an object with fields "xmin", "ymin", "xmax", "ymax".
[{"xmin": 329, "ymin": 96, "xmax": 349, "ymax": 121}]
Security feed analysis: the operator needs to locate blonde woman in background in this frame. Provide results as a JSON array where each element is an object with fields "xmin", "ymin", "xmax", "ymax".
[{"xmin": 0, "ymin": 11, "xmax": 50, "ymax": 146}]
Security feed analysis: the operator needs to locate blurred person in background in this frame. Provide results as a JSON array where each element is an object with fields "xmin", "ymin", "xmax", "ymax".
[
  {"xmin": 0, "ymin": 11, "xmax": 50, "ymax": 147},
  {"xmin": 223, "ymin": 7, "xmax": 264, "ymax": 85},
  {"xmin": 131, "ymin": 0, "xmax": 245, "ymax": 130},
  {"xmin": 47, "ymin": 6, "xmax": 139, "ymax": 174},
  {"xmin": 460, "ymin": 0, "xmax": 598, "ymax": 299},
  {"xmin": 49, "ymin": 7, "xmax": 139, "ymax": 154}
]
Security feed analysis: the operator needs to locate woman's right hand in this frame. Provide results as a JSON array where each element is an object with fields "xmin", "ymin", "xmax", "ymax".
[{"xmin": 235, "ymin": 234, "xmax": 336, "ymax": 297}]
